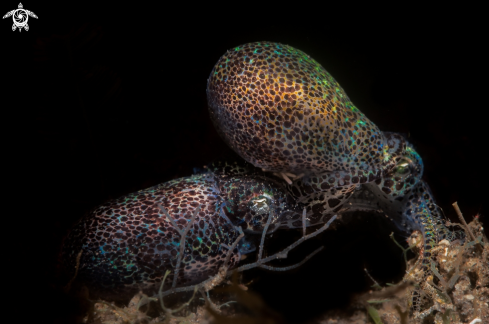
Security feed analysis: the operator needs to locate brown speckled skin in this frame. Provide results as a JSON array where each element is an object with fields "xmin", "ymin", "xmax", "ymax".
[
  {"xmin": 206, "ymin": 42, "xmax": 415, "ymax": 231},
  {"xmin": 61, "ymin": 163, "xmax": 302, "ymax": 300},
  {"xmin": 207, "ymin": 43, "xmax": 462, "ymax": 279},
  {"xmin": 62, "ymin": 174, "xmax": 238, "ymax": 300},
  {"xmin": 207, "ymin": 42, "xmax": 396, "ymax": 180}
]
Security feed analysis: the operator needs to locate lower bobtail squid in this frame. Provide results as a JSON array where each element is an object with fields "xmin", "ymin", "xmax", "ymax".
[
  {"xmin": 61, "ymin": 161, "xmax": 335, "ymax": 301},
  {"xmin": 62, "ymin": 41, "xmax": 465, "ymax": 317}
]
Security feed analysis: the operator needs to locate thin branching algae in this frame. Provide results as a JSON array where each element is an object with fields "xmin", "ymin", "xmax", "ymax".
[{"xmin": 313, "ymin": 209, "xmax": 487, "ymax": 324}]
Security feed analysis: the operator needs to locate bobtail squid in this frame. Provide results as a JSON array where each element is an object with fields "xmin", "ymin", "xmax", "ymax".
[
  {"xmin": 61, "ymin": 161, "xmax": 321, "ymax": 301},
  {"xmin": 207, "ymin": 41, "xmax": 464, "ymax": 312}
]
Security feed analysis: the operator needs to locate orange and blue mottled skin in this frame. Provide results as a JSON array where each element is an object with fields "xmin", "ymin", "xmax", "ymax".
[
  {"xmin": 207, "ymin": 42, "xmax": 399, "ymax": 192},
  {"xmin": 207, "ymin": 42, "xmax": 462, "ymax": 275},
  {"xmin": 61, "ymin": 166, "xmax": 302, "ymax": 301},
  {"xmin": 207, "ymin": 42, "xmax": 413, "ymax": 229}
]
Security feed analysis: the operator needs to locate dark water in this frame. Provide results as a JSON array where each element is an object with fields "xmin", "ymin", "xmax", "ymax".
[{"xmin": 5, "ymin": 3, "xmax": 485, "ymax": 322}]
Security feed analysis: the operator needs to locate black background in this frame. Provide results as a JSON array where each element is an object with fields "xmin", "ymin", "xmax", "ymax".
[{"xmin": 4, "ymin": 2, "xmax": 486, "ymax": 322}]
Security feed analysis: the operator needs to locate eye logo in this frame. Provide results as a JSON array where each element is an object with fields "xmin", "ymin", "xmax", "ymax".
[{"xmin": 3, "ymin": 3, "xmax": 37, "ymax": 32}]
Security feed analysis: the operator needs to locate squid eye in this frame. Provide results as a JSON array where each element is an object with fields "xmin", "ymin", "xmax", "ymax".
[
  {"xmin": 394, "ymin": 160, "xmax": 411, "ymax": 176},
  {"xmin": 249, "ymin": 196, "xmax": 270, "ymax": 214}
]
